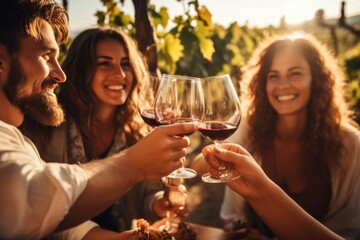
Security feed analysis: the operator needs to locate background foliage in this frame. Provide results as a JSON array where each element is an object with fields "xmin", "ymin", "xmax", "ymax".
[{"xmin": 85, "ymin": 0, "xmax": 360, "ymax": 121}]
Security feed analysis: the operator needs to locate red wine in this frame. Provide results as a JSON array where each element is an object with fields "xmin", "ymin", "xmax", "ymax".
[
  {"xmin": 140, "ymin": 109, "xmax": 162, "ymax": 127},
  {"xmin": 199, "ymin": 121, "xmax": 238, "ymax": 142}
]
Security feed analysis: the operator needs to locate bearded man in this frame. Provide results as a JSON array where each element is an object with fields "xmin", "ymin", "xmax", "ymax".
[{"xmin": 0, "ymin": 1, "xmax": 197, "ymax": 239}]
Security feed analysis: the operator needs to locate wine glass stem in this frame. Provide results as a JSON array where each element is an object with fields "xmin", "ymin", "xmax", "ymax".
[
  {"xmin": 165, "ymin": 210, "xmax": 171, "ymax": 230},
  {"xmin": 180, "ymin": 157, "xmax": 186, "ymax": 169}
]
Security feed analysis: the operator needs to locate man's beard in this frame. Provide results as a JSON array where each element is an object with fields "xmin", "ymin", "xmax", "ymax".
[{"xmin": 4, "ymin": 56, "xmax": 65, "ymax": 127}]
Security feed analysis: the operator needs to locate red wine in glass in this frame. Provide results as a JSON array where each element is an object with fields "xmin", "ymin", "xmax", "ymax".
[
  {"xmin": 199, "ymin": 121, "xmax": 238, "ymax": 142},
  {"xmin": 199, "ymin": 74, "xmax": 242, "ymax": 183},
  {"xmin": 140, "ymin": 109, "xmax": 162, "ymax": 127},
  {"xmin": 155, "ymin": 74, "xmax": 203, "ymax": 179},
  {"xmin": 138, "ymin": 75, "xmax": 161, "ymax": 127}
]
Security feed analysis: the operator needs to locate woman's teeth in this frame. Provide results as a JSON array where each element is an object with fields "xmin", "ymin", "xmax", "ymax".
[
  {"xmin": 277, "ymin": 94, "xmax": 295, "ymax": 101},
  {"xmin": 106, "ymin": 85, "xmax": 125, "ymax": 90}
]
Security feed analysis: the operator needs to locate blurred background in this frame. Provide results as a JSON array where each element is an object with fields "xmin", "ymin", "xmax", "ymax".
[{"xmin": 57, "ymin": 0, "xmax": 360, "ymax": 123}]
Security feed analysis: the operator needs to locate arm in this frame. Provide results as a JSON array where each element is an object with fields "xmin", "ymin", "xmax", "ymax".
[
  {"xmin": 0, "ymin": 122, "xmax": 197, "ymax": 238},
  {"xmin": 190, "ymin": 152, "xmax": 208, "ymax": 177},
  {"xmin": 81, "ymin": 227, "xmax": 139, "ymax": 240},
  {"xmin": 58, "ymin": 122, "xmax": 198, "ymax": 230},
  {"xmin": 202, "ymin": 143, "xmax": 343, "ymax": 240}
]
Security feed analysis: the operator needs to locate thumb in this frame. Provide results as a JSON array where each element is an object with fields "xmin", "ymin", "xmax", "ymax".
[
  {"xmin": 214, "ymin": 147, "xmax": 251, "ymax": 170},
  {"xmin": 159, "ymin": 122, "xmax": 198, "ymax": 136}
]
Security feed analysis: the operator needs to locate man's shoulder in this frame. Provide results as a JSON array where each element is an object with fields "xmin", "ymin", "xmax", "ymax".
[{"xmin": 0, "ymin": 120, "xmax": 24, "ymax": 143}]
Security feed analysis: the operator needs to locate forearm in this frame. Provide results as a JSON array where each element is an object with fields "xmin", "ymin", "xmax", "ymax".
[
  {"xmin": 190, "ymin": 153, "xmax": 207, "ymax": 177},
  {"xmin": 247, "ymin": 181, "xmax": 343, "ymax": 240},
  {"xmin": 82, "ymin": 227, "xmax": 122, "ymax": 240},
  {"xmin": 57, "ymin": 151, "xmax": 142, "ymax": 230}
]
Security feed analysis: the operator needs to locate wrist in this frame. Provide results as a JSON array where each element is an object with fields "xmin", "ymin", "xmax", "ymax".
[
  {"xmin": 112, "ymin": 149, "xmax": 144, "ymax": 183},
  {"xmin": 245, "ymin": 177, "xmax": 279, "ymax": 204}
]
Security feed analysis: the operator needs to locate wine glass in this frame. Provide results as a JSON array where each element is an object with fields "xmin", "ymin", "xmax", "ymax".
[
  {"xmin": 199, "ymin": 74, "xmax": 242, "ymax": 183},
  {"xmin": 138, "ymin": 74, "xmax": 162, "ymax": 127},
  {"xmin": 159, "ymin": 177, "xmax": 187, "ymax": 233},
  {"xmin": 154, "ymin": 74, "xmax": 204, "ymax": 178}
]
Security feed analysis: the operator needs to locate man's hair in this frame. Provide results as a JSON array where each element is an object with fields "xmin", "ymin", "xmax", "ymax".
[{"xmin": 0, "ymin": 0, "xmax": 69, "ymax": 53}]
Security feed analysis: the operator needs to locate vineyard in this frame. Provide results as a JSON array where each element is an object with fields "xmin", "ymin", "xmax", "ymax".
[{"xmin": 62, "ymin": 0, "xmax": 360, "ymax": 122}]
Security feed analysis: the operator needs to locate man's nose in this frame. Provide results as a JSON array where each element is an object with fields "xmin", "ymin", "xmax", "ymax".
[{"xmin": 50, "ymin": 60, "xmax": 66, "ymax": 83}]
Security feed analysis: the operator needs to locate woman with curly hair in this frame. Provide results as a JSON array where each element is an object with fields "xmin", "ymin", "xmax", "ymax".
[
  {"xmin": 21, "ymin": 26, "xmax": 172, "ymax": 232},
  {"xmin": 220, "ymin": 33, "xmax": 360, "ymax": 239},
  {"xmin": 193, "ymin": 33, "xmax": 360, "ymax": 239}
]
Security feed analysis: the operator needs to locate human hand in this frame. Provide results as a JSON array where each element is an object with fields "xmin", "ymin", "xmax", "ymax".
[
  {"xmin": 125, "ymin": 122, "xmax": 198, "ymax": 180},
  {"xmin": 159, "ymin": 184, "xmax": 188, "ymax": 217},
  {"xmin": 154, "ymin": 177, "xmax": 188, "ymax": 218},
  {"xmin": 202, "ymin": 143, "xmax": 269, "ymax": 199}
]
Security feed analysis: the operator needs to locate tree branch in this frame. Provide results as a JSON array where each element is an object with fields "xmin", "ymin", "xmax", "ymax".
[{"xmin": 133, "ymin": 0, "xmax": 160, "ymax": 76}]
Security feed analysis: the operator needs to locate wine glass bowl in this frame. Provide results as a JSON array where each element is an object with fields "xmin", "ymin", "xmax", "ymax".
[
  {"xmin": 155, "ymin": 74, "xmax": 203, "ymax": 178},
  {"xmin": 199, "ymin": 74, "xmax": 242, "ymax": 183},
  {"xmin": 138, "ymin": 75, "xmax": 162, "ymax": 127}
]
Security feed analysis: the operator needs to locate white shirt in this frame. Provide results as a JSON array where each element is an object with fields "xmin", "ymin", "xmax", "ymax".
[{"xmin": 0, "ymin": 120, "xmax": 94, "ymax": 239}]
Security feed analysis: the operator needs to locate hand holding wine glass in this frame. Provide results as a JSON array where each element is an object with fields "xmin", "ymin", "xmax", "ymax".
[
  {"xmin": 155, "ymin": 74, "xmax": 204, "ymax": 178},
  {"xmin": 199, "ymin": 74, "xmax": 242, "ymax": 183},
  {"xmin": 158, "ymin": 177, "xmax": 187, "ymax": 233}
]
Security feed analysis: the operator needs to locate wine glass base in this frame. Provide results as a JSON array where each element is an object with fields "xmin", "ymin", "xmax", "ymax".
[
  {"xmin": 168, "ymin": 168, "xmax": 197, "ymax": 179},
  {"xmin": 201, "ymin": 173, "xmax": 241, "ymax": 183}
]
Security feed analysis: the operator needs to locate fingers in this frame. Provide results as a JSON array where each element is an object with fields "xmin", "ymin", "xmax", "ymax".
[
  {"xmin": 158, "ymin": 122, "xmax": 198, "ymax": 136},
  {"xmin": 202, "ymin": 143, "xmax": 254, "ymax": 170},
  {"xmin": 168, "ymin": 149, "xmax": 187, "ymax": 162}
]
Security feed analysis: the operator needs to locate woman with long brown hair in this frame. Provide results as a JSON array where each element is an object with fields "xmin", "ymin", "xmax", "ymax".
[
  {"xmin": 220, "ymin": 33, "xmax": 360, "ymax": 239},
  {"xmin": 192, "ymin": 33, "xmax": 360, "ymax": 239}
]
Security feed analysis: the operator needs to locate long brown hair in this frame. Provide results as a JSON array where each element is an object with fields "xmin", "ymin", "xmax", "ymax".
[
  {"xmin": 60, "ymin": 26, "xmax": 149, "ymax": 158},
  {"xmin": 241, "ymin": 33, "xmax": 354, "ymax": 171}
]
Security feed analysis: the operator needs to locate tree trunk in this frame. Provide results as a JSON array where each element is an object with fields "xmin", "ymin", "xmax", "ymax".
[
  {"xmin": 338, "ymin": 1, "xmax": 360, "ymax": 37},
  {"xmin": 62, "ymin": 0, "xmax": 68, "ymax": 11},
  {"xmin": 132, "ymin": 0, "xmax": 160, "ymax": 76}
]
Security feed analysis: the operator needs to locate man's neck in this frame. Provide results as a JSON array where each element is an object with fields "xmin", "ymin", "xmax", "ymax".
[{"xmin": 0, "ymin": 91, "xmax": 24, "ymax": 127}]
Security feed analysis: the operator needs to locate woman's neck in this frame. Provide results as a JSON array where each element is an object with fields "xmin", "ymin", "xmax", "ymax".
[
  {"xmin": 275, "ymin": 111, "xmax": 307, "ymax": 142},
  {"xmin": 91, "ymin": 105, "xmax": 117, "ymax": 133},
  {"xmin": 84, "ymin": 105, "xmax": 117, "ymax": 159}
]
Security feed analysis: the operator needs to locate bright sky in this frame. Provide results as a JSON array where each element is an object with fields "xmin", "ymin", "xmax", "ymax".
[{"xmin": 64, "ymin": 0, "xmax": 360, "ymax": 36}]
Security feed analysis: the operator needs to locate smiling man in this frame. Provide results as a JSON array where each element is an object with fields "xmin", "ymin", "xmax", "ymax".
[{"xmin": 0, "ymin": 0, "xmax": 197, "ymax": 239}]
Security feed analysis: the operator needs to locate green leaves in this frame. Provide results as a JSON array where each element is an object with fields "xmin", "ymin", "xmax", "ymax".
[
  {"xmin": 151, "ymin": 6, "xmax": 169, "ymax": 29},
  {"xmin": 90, "ymin": 0, "xmax": 360, "ymax": 113},
  {"xmin": 158, "ymin": 33, "xmax": 184, "ymax": 74},
  {"xmin": 195, "ymin": 20, "xmax": 214, "ymax": 60},
  {"xmin": 95, "ymin": 0, "xmax": 133, "ymax": 28}
]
